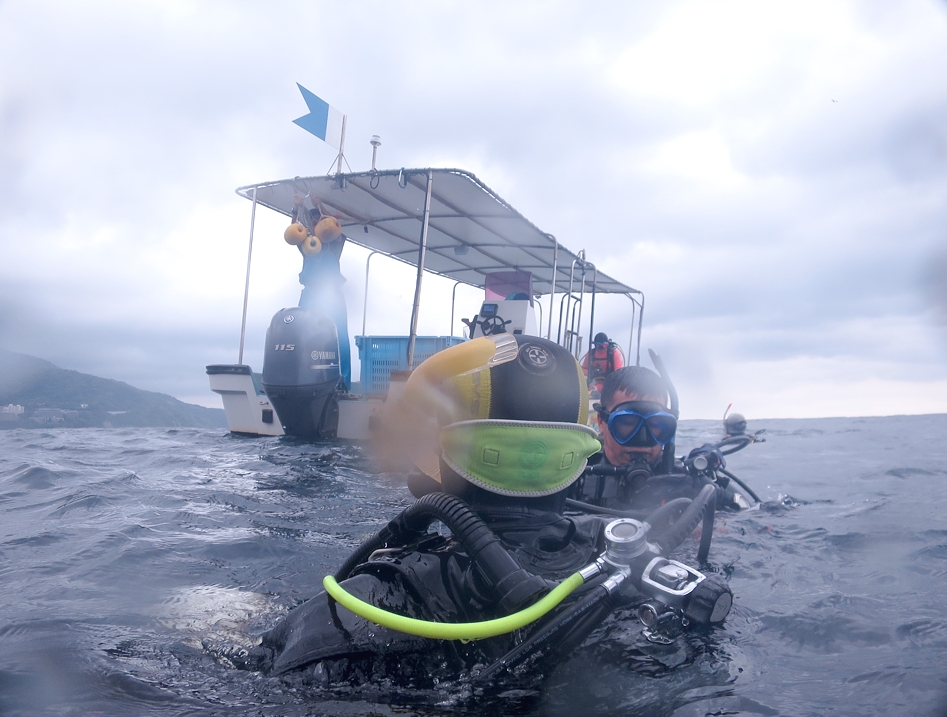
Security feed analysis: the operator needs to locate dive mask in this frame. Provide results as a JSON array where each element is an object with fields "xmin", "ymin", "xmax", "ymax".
[
  {"xmin": 597, "ymin": 400, "xmax": 677, "ymax": 447},
  {"xmin": 440, "ymin": 420, "xmax": 602, "ymax": 497}
]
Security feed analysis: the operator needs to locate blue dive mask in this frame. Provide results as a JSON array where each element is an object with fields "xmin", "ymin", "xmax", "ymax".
[{"xmin": 597, "ymin": 400, "xmax": 677, "ymax": 447}]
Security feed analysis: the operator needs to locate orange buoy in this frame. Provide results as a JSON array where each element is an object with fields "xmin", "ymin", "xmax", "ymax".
[
  {"xmin": 284, "ymin": 222, "xmax": 308, "ymax": 246},
  {"xmin": 313, "ymin": 216, "xmax": 342, "ymax": 243},
  {"xmin": 300, "ymin": 235, "xmax": 322, "ymax": 256}
]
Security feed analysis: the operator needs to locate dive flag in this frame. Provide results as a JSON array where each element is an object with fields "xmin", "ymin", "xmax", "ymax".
[{"xmin": 292, "ymin": 83, "xmax": 344, "ymax": 149}]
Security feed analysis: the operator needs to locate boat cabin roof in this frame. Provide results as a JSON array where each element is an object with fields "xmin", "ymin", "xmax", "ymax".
[{"xmin": 236, "ymin": 168, "xmax": 639, "ymax": 297}]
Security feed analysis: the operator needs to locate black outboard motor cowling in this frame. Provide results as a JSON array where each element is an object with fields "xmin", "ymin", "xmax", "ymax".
[{"xmin": 262, "ymin": 307, "xmax": 341, "ymax": 438}]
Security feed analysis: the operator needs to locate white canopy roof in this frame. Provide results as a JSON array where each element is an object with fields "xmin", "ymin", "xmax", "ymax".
[{"xmin": 236, "ymin": 168, "xmax": 640, "ymax": 297}]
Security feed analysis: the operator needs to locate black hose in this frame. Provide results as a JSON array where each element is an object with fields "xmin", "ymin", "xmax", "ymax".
[
  {"xmin": 697, "ymin": 488, "xmax": 716, "ymax": 564},
  {"xmin": 337, "ymin": 493, "xmax": 548, "ymax": 613},
  {"xmin": 582, "ymin": 464, "xmax": 630, "ymax": 476},
  {"xmin": 660, "ymin": 440, "xmax": 676, "ymax": 475},
  {"xmin": 476, "ymin": 585, "xmax": 617, "ymax": 682},
  {"xmin": 719, "ymin": 467, "xmax": 761, "ymax": 504},
  {"xmin": 652, "ymin": 484, "xmax": 716, "ymax": 555},
  {"xmin": 717, "ymin": 434, "xmax": 753, "ymax": 456},
  {"xmin": 643, "ymin": 497, "xmax": 692, "ymax": 535},
  {"xmin": 335, "ymin": 525, "xmax": 395, "ymax": 582},
  {"xmin": 565, "ymin": 498, "xmax": 651, "ymax": 520},
  {"xmin": 647, "ymin": 349, "xmax": 679, "ymax": 475},
  {"xmin": 648, "ymin": 349, "xmax": 679, "ymax": 417}
]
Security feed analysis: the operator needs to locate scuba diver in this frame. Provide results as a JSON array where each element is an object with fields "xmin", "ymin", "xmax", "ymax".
[
  {"xmin": 569, "ymin": 358, "xmax": 755, "ymax": 513},
  {"xmin": 287, "ymin": 195, "xmax": 352, "ymax": 388},
  {"xmin": 580, "ymin": 332, "xmax": 624, "ymax": 395},
  {"xmin": 223, "ymin": 336, "xmax": 731, "ymax": 686}
]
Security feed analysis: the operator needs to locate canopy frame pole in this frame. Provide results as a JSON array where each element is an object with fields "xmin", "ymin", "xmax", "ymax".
[
  {"xmin": 574, "ymin": 258, "xmax": 588, "ymax": 359},
  {"xmin": 547, "ymin": 234, "xmax": 558, "ymax": 341},
  {"xmin": 237, "ymin": 187, "xmax": 258, "ymax": 365},
  {"xmin": 534, "ymin": 294, "xmax": 543, "ymax": 339},
  {"xmin": 635, "ymin": 293, "xmax": 645, "ymax": 367},
  {"xmin": 626, "ymin": 294, "xmax": 636, "ymax": 366},
  {"xmin": 559, "ymin": 258, "xmax": 580, "ymax": 347},
  {"xmin": 407, "ymin": 170, "xmax": 433, "ymax": 369},
  {"xmin": 585, "ymin": 264, "xmax": 598, "ymax": 366},
  {"xmin": 361, "ymin": 250, "xmax": 381, "ymax": 336},
  {"xmin": 558, "ymin": 292, "xmax": 570, "ymax": 346},
  {"xmin": 450, "ymin": 280, "xmax": 463, "ymax": 338}
]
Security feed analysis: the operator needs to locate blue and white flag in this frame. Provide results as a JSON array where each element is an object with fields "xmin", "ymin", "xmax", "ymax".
[{"xmin": 292, "ymin": 83, "xmax": 344, "ymax": 149}]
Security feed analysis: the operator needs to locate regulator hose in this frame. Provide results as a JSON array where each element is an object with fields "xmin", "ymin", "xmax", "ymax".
[
  {"xmin": 327, "ymin": 492, "xmax": 585, "ymax": 641},
  {"xmin": 648, "ymin": 348, "xmax": 679, "ymax": 475},
  {"xmin": 719, "ymin": 467, "xmax": 761, "ymax": 504},
  {"xmin": 642, "ymin": 497, "xmax": 692, "ymax": 535},
  {"xmin": 565, "ymin": 497, "xmax": 651, "ymax": 520},
  {"xmin": 337, "ymin": 493, "xmax": 550, "ymax": 611},
  {"xmin": 323, "ymin": 572, "xmax": 584, "ymax": 641},
  {"xmin": 326, "ymin": 490, "xmax": 717, "ymax": 646},
  {"xmin": 388, "ymin": 492, "xmax": 551, "ymax": 612},
  {"xmin": 476, "ymin": 584, "xmax": 618, "ymax": 682},
  {"xmin": 334, "ymin": 524, "xmax": 394, "ymax": 583},
  {"xmin": 479, "ymin": 492, "xmax": 715, "ymax": 681},
  {"xmin": 651, "ymin": 483, "xmax": 716, "ymax": 555},
  {"xmin": 717, "ymin": 434, "xmax": 754, "ymax": 455},
  {"xmin": 697, "ymin": 487, "xmax": 716, "ymax": 564}
]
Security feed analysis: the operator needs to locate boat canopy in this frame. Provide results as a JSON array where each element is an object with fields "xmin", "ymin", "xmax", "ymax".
[{"xmin": 236, "ymin": 168, "xmax": 639, "ymax": 298}]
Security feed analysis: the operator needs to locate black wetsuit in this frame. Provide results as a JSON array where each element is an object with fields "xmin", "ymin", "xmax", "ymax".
[{"xmin": 242, "ymin": 500, "xmax": 609, "ymax": 684}]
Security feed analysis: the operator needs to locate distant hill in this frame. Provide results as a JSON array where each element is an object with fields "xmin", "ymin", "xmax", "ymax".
[{"xmin": 0, "ymin": 349, "xmax": 226, "ymax": 429}]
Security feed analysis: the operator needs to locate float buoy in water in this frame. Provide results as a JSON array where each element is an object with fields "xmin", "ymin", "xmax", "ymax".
[{"xmin": 284, "ymin": 222, "xmax": 308, "ymax": 246}]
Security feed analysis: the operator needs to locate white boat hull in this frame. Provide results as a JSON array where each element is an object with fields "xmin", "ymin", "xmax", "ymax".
[{"xmin": 206, "ymin": 365, "xmax": 284, "ymax": 436}]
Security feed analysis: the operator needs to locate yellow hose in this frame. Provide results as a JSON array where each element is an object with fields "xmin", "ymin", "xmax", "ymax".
[{"xmin": 323, "ymin": 572, "xmax": 585, "ymax": 641}]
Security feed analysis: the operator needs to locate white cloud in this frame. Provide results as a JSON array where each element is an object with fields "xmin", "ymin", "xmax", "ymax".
[{"xmin": 640, "ymin": 130, "xmax": 747, "ymax": 190}]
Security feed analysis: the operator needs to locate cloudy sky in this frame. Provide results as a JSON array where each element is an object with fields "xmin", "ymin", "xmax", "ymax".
[{"xmin": 2, "ymin": 0, "xmax": 946, "ymax": 419}]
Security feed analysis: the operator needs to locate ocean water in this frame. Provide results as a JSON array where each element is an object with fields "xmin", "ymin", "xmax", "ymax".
[{"xmin": 1, "ymin": 415, "xmax": 946, "ymax": 717}]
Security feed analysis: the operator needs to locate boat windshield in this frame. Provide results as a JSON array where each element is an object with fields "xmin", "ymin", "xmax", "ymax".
[{"xmin": 484, "ymin": 271, "xmax": 533, "ymax": 304}]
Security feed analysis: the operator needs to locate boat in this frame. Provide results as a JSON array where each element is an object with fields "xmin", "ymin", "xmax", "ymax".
[{"xmin": 207, "ymin": 168, "xmax": 645, "ymax": 440}]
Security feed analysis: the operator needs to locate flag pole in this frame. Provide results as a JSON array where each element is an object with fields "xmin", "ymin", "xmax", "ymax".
[{"xmin": 334, "ymin": 115, "xmax": 347, "ymax": 176}]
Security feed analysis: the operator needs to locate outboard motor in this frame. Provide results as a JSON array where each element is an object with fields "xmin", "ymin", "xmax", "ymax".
[{"xmin": 262, "ymin": 307, "xmax": 341, "ymax": 438}]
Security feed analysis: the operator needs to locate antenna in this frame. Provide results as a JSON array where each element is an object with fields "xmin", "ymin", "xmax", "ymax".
[{"xmin": 370, "ymin": 135, "xmax": 381, "ymax": 171}]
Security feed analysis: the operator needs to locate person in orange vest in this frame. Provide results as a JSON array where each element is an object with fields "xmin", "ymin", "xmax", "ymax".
[{"xmin": 581, "ymin": 332, "xmax": 624, "ymax": 395}]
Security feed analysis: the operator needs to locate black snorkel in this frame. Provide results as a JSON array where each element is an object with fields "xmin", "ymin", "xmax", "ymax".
[{"xmin": 647, "ymin": 349, "xmax": 679, "ymax": 475}]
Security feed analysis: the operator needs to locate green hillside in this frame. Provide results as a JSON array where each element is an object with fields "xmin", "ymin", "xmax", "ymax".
[{"xmin": 0, "ymin": 349, "xmax": 226, "ymax": 429}]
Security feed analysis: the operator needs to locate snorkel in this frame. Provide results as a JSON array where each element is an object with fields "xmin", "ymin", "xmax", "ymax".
[{"xmin": 647, "ymin": 349, "xmax": 679, "ymax": 475}]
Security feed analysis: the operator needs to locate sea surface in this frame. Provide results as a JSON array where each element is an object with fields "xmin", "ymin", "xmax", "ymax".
[{"xmin": 1, "ymin": 415, "xmax": 946, "ymax": 717}]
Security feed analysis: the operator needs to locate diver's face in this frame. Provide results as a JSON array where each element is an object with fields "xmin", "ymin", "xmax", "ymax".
[{"xmin": 598, "ymin": 389, "xmax": 666, "ymax": 466}]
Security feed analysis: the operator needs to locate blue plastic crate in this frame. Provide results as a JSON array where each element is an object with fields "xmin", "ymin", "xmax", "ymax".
[{"xmin": 355, "ymin": 336, "xmax": 467, "ymax": 395}]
